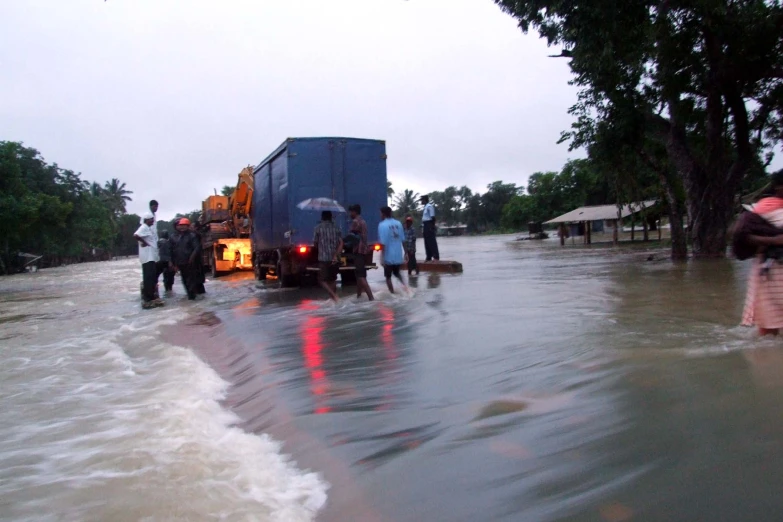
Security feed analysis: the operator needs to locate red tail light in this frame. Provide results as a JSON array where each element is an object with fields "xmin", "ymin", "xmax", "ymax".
[
  {"xmin": 373, "ymin": 244, "xmax": 382, "ymax": 251},
  {"xmin": 298, "ymin": 246, "xmax": 309, "ymax": 254}
]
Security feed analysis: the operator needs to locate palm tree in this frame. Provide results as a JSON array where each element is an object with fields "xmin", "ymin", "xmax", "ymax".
[
  {"xmin": 103, "ymin": 178, "xmax": 133, "ymax": 215},
  {"xmin": 393, "ymin": 189, "xmax": 420, "ymax": 218},
  {"xmin": 89, "ymin": 182, "xmax": 103, "ymax": 198},
  {"xmin": 387, "ymin": 180, "xmax": 395, "ymax": 201}
]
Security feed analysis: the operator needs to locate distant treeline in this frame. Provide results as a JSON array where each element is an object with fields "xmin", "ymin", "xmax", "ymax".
[
  {"xmin": 390, "ymin": 159, "xmax": 636, "ymax": 234},
  {"xmin": 0, "ymin": 141, "xmax": 141, "ymax": 274},
  {"xmin": 390, "ymin": 156, "xmax": 768, "ymax": 235}
]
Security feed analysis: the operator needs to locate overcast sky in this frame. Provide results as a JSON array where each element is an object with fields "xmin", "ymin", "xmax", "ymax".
[{"xmin": 3, "ymin": 1, "xmax": 607, "ymax": 219}]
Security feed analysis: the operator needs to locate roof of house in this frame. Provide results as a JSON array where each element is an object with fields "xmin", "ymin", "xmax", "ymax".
[{"xmin": 544, "ymin": 200, "xmax": 658, "ymax": 224}]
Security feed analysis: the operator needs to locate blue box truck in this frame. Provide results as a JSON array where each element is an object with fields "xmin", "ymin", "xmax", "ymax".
[{"xmin": 251, "ymin": 137, "xmax": 388, "ymax": 286}]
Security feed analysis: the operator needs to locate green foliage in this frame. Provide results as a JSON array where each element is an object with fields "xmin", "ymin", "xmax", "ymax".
[
  {"xmin": 494, "ymin": 0, "xmax": 783, "ymax": 256},
  {"xmin": 393, "ymin": 189, "xmax": 420, "ymax": 220},
  {"xmin": 500, "ymin": 160, "xmax": 617, "ymax": 230},
  {"xmin": 0, "ymin": 141, "xmax": 133, "ymax": 273},
  {"xmin": 221, "ymin": 185, "xmax": 234, "ymax": 197},
  {"xmin": 387, "ymin": 180, "xmax": 395, "ymax": 200}
]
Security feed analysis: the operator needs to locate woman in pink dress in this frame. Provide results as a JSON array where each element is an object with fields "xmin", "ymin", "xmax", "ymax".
[{"xmin": 741, "ymin": 172, "xmax": 783, "ymax": 335}]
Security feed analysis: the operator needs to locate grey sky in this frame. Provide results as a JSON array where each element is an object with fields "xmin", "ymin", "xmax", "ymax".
[{"xmin": 3, "ymin": 1, "xmax": 616, "ymax": 219}]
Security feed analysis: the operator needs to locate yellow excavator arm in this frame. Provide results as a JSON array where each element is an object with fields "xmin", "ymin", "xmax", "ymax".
[{"xmin": 228, "ymin": 165, "xmax": 254, "ymax": 237}]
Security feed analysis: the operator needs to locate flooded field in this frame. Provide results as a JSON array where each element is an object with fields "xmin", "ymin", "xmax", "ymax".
[{"xmin": 3, "ymin": 235, "xmax": 783, "ymax": 521}]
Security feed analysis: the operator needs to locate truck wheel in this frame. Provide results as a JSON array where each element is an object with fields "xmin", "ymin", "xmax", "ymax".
[
  {"xmin": 340, "ymin": 270, "xmax": 357, "ymax": 286},
  {"xmin": 254, "ymin": 263, "xmax": 267, "ymax": 281},
  {"xmin": 210, "ymin": 252, "xmax": 219, "ymax": 278},
  {"xmin": 276, "ymin": 260, "xmax": 300, "ymax": 288}
]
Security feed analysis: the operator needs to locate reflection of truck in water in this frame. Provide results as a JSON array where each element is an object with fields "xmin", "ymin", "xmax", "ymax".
[
  {"xmin": 198, "ymin": 166, "xmax": 254, "ymax": 277},
  {"xmin": 251, "ymin": 137, "xmax": 388, "ymax": 287}
]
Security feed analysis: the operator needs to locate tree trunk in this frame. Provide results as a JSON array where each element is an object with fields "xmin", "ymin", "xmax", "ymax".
[
  {"xmin": 658, "ymin": 172, "xmax": 688, "ymax": 260},
  {"xmin": 686, "ymin": 187, "xmax": 735, "ymax": 258}
]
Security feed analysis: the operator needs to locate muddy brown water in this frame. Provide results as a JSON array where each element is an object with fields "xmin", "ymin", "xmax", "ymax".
[{"xmin": 4, "ymin": 235, "xmax": 783, "ymax": 521}]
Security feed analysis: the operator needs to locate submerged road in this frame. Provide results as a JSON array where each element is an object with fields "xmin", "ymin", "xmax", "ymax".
[{"xmin": 4, "ymin": 235, "xmax": 783, "ymax": 521}]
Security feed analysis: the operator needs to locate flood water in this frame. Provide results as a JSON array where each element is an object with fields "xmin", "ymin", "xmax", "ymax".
[{"xmin": 4, "ymin": 235, "xmax": 783, "ymax": 521}]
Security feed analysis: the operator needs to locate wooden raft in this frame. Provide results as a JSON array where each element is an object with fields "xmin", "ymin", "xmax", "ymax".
[{"xmin": 405, "ymin": 260, "xmax": 463, "ymax": 273}]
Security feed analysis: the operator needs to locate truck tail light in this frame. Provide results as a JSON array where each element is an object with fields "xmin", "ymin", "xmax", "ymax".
[
  {"xmin": 373, "ymin": 244, "xmax": 381, "ymax": 251},
  {"xmin": 298, "ymin": 246, "xmax": 309, "ymax": 254}
]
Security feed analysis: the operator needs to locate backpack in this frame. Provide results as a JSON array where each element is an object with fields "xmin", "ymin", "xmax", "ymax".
[{"xmin": 343, "ymin": 232, "xmax": 360, "ymax": 251}]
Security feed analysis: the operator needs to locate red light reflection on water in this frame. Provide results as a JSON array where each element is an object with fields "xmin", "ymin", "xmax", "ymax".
[
  {"xmin": 300, "ymin": 302, "xmax": 331, "ymax": 414},
  {"xmin": 377, "ymin": 304, "xmax": 399, "ymax": 410}
]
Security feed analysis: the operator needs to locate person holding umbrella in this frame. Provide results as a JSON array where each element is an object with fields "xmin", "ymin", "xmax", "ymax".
[{"xmin": 313, "ymin": 210, "xmax": 343, "ymax": 302}]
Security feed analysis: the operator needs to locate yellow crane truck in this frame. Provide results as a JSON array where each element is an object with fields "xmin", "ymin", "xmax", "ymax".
[{"xmin": 198, "ymin": 166, "xmax": 254, "ymax": 277}]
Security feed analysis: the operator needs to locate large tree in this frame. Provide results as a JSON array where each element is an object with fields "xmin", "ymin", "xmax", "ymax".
[
  {"xmin": 495, "ymin": 0, "xmax": 783, "ymax": 257},
  {"xmin": 0, "ymin": 142, "xmax": 128, "ymax": 271}
]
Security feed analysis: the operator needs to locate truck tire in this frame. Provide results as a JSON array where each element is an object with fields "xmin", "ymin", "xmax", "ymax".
[
  {"xmin": 254, "ymin": 263, "xmax": 267, "ymax": 281},
  {"xmin": 277, "ymin": 260, "xmax": 300, "ymax": 288},
  {"xmin": 340, "ymin": 270, "xmax": 357, "ymax": 286},
  {"xmin": 209, "ymin": 251, "xmax": 219, "ymax": 278}
]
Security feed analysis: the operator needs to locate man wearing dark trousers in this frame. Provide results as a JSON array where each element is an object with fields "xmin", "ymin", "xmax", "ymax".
[
  {"xmin": 420, "ymin": 195, "xmax": 440, "ymax": 261},
  {"xmin": 348, "ymin": 204, "xmax": 374, "ymax": 301},
  {"xmin": 169, "ymin": 218, "xmax": 201, "ymax": 300},
  {"xmin": 313, "ymin": 211, "xmax": 343, "ymax": 302},
  {"xmin": 403, "ymin": 215, "xmax": 419, "ymax": 275},
  {"xmin": 134, "ymin": 212, "xmax": 163, "ymax": 309},
  {"xmin": 156, "ymin": 230, "xmax": 175, "ymax": 292}
]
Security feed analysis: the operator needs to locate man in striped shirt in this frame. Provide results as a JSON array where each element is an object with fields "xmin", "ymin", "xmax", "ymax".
[{"xmin": 313, "ymin": 211, "xmax": 343, "ymax": 301}]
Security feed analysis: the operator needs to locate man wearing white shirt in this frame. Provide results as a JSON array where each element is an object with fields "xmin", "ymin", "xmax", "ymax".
[
  {"xmin": 134, "ymin": 212, "xmax": 164, "ymax": 309},
  {"xmin": 420, "ymin": 195, "xmax": 440, "ymax": 261}
]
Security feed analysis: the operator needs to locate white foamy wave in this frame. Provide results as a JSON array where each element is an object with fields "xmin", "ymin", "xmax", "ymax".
[{"xmin": 0, "ymin": 259, "xmax": 328, "ymax": 522}]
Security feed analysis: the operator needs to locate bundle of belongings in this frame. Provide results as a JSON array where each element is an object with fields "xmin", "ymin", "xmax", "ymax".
[{"xmin": 732, "ymin": 199, "xmax": 783, "ymax": 276}]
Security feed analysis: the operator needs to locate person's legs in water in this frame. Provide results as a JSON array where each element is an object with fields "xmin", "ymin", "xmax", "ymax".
[
  {"xmin": 354, "ymin": 255, "xmax": 374, "ymax": 300},
  {"xmin": 195, "ymin": 261, "xmax": 206, "ymax": 294},
  {"xmin": 163, "ymin": 266, "xmax": 175, "ymax": 292},
  {"xmin": 392, "ymin": 264, "xmax": 407, "ymax": 292},
  {"xmin": 384, "ymin": 264, "xmax": 406, "ymax": 293},
  {"xmin": 141, "ymin": 261, "xmax": 158, "ymax": 308},
  {"xmin": 423, "ymin": 221, "xmax": 440, "ymax": 261},
  {"xmin": 319, "ymin": 262, "xmax": 339, "ymax": 302},
  {"xmin": 406, "ymin": 249, "xmax": 418, "ymax": 275},
  {"xmin": 178, "ymin": 264, "xmax": 197, "ymax": 300}
]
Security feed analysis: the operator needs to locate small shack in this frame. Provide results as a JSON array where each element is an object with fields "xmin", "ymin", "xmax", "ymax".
[{"xmin": 545, "ymin": 200, "xmax": 658, "ymax": 246}]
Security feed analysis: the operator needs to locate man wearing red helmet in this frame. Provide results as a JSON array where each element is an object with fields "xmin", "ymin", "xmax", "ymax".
[{"xmin": 168, "ymin": 217, "xmax": 201, "ymax": 300}]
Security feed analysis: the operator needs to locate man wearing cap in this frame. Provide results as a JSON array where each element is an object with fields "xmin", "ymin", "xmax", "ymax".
[
  {"xmin": 420, "ymin": 195, "xmax": 440, "ymax": 261},
  {"xmin": 134, "ymin": 213, "xmax": 164, "ymax": 309},
  {"xmin": 168, "ymin": 218, "xmax": 201, "ymax": 300}
]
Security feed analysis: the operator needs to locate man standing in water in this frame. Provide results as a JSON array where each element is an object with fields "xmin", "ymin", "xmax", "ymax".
[
  {"xmin": 168, "ymin": 218, "xmax": 201, "ymax": 300},
  {"xmin": 156, "ymin": 231, "xmax": 175, "ymax": 293},
  {"xmin": 348, "ymin": 204, "xmax": 374, "ymax": 301},
  {"xmin": 403, "ymin": 215, "xmax": 419, "ymax": 275},
  {"xmin": 134, "ymin": 213, "xmax": 163, "ymax": 309},
  {"xmin": 420, "ymin": 195, "xmax": 440, "ymax": 261},
  {"xmin": 313, "ymin": 211, "xmax": 343, "ymax": 302},
  {"xmin": 378, "ymin": 206, "xmax": 407, "ymax": 294}
]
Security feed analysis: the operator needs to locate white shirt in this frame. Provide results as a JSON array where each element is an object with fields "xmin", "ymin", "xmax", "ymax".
[
  {"xmin": 422, "ymin": 202, "xmax": 436, "ymax": 222},
  {"xmin": 134, "ymin": 223, "xmax": 159, "ymax": 264}
]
